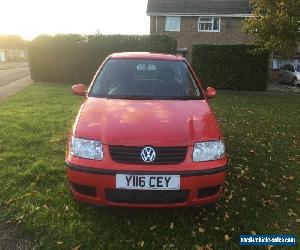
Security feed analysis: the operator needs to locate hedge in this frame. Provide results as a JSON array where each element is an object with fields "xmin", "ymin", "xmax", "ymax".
[
  {"xmin": 191, "ymin": 44, "xmax": 269, "ymax": 91},
  {"xmin": 28, "ymin": 34, "xmax": 177, "ymax": 83}
]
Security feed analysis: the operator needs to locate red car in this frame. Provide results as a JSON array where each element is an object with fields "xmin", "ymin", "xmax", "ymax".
[{"xmin": 66, "ymin": 52, "xmax": 228, "ymax": 207}]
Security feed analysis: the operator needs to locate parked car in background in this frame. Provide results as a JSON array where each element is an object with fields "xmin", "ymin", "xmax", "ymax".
[
  {"xmin": 66, "ymin": 52, "xmax": 228, "ymax": 208},
  {"xmin": 278, "ymin": 63, "xmax": 300, "ymax": 86}
]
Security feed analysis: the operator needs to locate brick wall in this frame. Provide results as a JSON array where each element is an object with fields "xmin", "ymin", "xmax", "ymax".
[{"xmin": 150, "ymin": 16, "xmax": 254, "ymax": 56}]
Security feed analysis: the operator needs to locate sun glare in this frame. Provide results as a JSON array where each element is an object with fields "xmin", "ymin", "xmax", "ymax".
[{"xmin": 0, "ymin": 0, "xmax": 149, "ymax": 40}]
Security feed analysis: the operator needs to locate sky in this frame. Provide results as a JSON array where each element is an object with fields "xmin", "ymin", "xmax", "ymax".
[{"xmin": 0, "ymin": 0, "xmax": 150, "ymax": 40}]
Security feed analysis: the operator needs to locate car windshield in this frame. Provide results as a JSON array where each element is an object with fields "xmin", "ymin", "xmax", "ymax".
[
  {"xmin": 89, "ymin": 59, "xmax": 204, "ymax": 100},
  {"xmin": 296, "ymin": 65, "xmax": 300, "ymax": 72}
]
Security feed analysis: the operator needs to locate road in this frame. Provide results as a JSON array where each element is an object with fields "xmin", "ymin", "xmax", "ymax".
[
  {"xmin": 0, "ymin": 62, "xmax": 30, "ymax": 87},
  {"xmin": 0, "ymin": 62, "xmax": 33, "ymax": 102}
]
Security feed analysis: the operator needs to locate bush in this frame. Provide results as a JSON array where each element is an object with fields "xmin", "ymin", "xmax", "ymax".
[
  {"xmin": 28, "ymin": 34, "xmax": 177, "ymax": 83},
  {"xmin": 191, "ymin": 44, "xmax": 269, "ymax": 91}
]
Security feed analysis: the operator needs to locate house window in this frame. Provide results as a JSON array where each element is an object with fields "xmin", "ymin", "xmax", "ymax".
[
  {"xmin": 165, "ymin": 16, "xmax": 181, "ymax": 32},
  {"xmin": 198, "ymin": 17, "xmax": 221, "ymax": 32}
]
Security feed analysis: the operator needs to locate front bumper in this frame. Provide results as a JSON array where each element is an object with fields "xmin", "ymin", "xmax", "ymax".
[{"xmin": 66, "ymin": 162, "xmax": 228, "ymax": 208}]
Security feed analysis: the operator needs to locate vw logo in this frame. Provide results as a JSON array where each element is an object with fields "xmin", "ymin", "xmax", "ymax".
[{"xmin": 141, "ymin": 146, "xmax": 156, "ymax": 162}]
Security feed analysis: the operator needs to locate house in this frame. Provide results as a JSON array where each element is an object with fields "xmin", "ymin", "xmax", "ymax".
[
  {"xmin": 0, "ymin": 50, "xmax": 6, "ymax": 62},
  {"xmin": 0, "ymin": 49, "xmax": 27, "ymax": 62},
  {"xmin": 147, "ymin": 0, "xmax": 254, "ymax": 57}
]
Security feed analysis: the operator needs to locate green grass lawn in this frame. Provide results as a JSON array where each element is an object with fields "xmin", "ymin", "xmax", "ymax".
[{"xmin": 0, "ymin": 83, "xmax": 299, "ymax": 249}]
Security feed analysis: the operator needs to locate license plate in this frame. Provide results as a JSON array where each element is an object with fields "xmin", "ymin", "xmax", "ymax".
[{"xmin": 116, "ymin": 174, "xmax": 180, "ymax": 190}]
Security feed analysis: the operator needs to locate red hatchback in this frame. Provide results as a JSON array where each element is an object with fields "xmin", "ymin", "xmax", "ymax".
[{"xmin": 66, "ymin": 52, "xmax": 228, "ymax": 207}]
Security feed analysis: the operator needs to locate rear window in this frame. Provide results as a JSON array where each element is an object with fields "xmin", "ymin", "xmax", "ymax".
[{"xmin": 89, "ymin": 59, "xmax": 203, "ymax": 100}]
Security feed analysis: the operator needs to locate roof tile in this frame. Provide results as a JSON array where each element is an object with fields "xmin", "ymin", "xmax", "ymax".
[{"xmin": 147, "ymin": 0, "xmax": 251, "ymax": 15}]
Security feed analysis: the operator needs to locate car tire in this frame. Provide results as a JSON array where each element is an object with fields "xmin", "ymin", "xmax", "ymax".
[
  {"xmin": 292, "ymin": 78, "xmax": 297, "ymax": 87},
  {"xmin": 278, "ymin": 75, "xmax": 283, "ymax": 84}
]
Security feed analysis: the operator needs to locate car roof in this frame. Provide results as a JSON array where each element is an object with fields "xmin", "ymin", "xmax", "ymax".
[{"xmin": 110, "ymin": 52, "xmax": 184, "ymax": 61}]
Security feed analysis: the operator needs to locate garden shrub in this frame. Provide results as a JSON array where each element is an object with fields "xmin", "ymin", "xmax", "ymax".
[
  {"xmin": 191, "ymin": 44, "xmax": 269, "ymax": 90},
  {"xmin": 28, "ymin": 34, "xmax": 177, "ymax": 83}
]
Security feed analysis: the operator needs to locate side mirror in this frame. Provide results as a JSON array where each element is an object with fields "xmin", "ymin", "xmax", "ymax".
[
  {"xmin": 206, "ymin": 87, "xmax": 217, "ymax": 98},
  {"xmin": 72, "ymin": 84, "xmax": 86, "ymax": 96}
]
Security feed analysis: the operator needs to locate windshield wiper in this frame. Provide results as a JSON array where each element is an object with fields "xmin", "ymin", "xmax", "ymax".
[
  {"xmin": 106, "ymin": 95, "xmax": 154, "ymax": 100},
  {"xmin": 103, "ymin": 94, "xmax": 202, "ymax": 100},
  {"xmin": 123, "ymin": 95, "xmax": 155, "ymax": 100},
  {"xmin": 169, "ymin": 96, "xmax": 203, "ymax": 100}
]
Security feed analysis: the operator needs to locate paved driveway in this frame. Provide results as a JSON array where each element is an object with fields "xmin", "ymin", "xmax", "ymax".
[
  {"xmin": 0, "ymin": 62, "xmax": 30, "ymax": 87},
  {"xmin": 268, "ymin": 82, "xmax": 300, "ymax": 93},
  {"xmin": 0, "ymin": 62, "xmax": 32, "ymax": 102}
]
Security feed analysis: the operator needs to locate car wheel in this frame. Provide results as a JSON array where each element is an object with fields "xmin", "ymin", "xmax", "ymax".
[
  {"xmin": 292, "ymin": 78, "xmax": 297, "ymax": 86},
  {"xmin": 278, "ymin": 75, "xmax": 283, "ymax": 84}
]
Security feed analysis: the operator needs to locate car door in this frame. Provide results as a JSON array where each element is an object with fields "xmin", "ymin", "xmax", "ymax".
[
  {"xmin": 281, "ymin": 65, "xmax": 288, "ymax": 82},
  {"xmin": 285, "ymin": 64, "xmax": 294, "ymax": 83},
  {"xmin": 289, "ymin": 65, "xmax": 296, "ymax": 83}
]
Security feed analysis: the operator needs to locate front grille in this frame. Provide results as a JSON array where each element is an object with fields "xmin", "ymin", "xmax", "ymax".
[
  {"xmin": 106, "ymin": 189, "xmax": 189, "ymax": 204},
  {"xmin": 109, "ymin": 145, "xmax": 187, "ymax": 165}
]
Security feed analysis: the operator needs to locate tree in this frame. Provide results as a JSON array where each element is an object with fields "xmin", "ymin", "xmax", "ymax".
[
  {"xmin": 243, "ymin": 0, "xmax": 300, "ymax": 57},
  {"xmin": 0, "ymin": 35, "xmax": 25, "ymax": 49}
]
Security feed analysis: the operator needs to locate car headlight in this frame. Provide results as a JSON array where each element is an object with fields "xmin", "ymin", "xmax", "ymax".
[
  {"xmin": 192, "ymin": 140, "xmax": 225, "ymax": 162},
  {"xmin": 70, "ymin": 136, "xmax": 103, "ymax": 160}
]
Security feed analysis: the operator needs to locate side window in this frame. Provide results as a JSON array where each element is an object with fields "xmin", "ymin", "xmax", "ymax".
[
  {"xmin": 165, "ymin": 17, "xmax": 181, "ymax": 32},
  {"xmin": 286, "ymin": 65, "xmax": 291, "ymax": 72}
]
